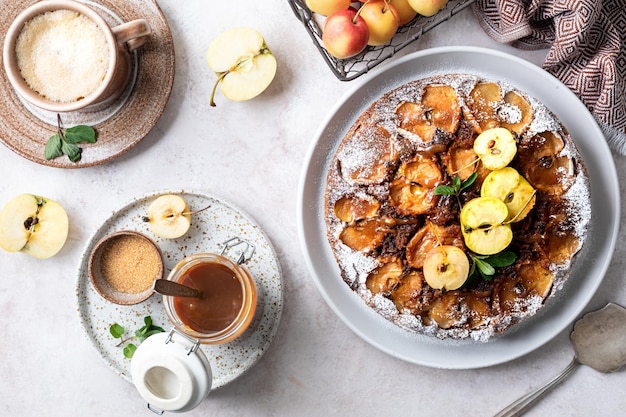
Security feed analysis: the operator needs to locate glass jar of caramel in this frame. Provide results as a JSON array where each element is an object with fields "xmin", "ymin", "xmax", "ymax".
[{"xmin": 163, "ymin": 252, "xmax": 257, "ymax": 344}]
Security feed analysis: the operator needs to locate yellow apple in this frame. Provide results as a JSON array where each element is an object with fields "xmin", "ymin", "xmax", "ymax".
[
  {"xmin": 143, "ymin": 195, "xmax": 191, "ymax": 239},
  {"xmin": 390, "ymin": 0, "xmax": 418, "ymax": 25},
  {"xmin": 305, "ymin": 0, "xmax": 351, "ymax": 16},
  {"xmin": 423, "ymin": 245, "xmax": 469, "ymax": 290},
  {"xmin": 322, "ymin": 8, "xmax": 370, "ymax": 59},
  {"xmin": 206, "ymin": 28, "xmax": 277, "ymax": 106},
  {"xmin": 359, "ymin": 0, "xmax": 400, "ymax": 46},
  {"xmin": 481, "ymin": 167, "xmax": 536, "ymax": 222},
  {"xmin": 473, "ymin": 127, "xmax": 517, "ymax": 170},
  {"xmin": 460, "ymin": 197, "xmax": 512, "ymax": 255},
  {"xmin": 407, "ymin": 0, "xmax": 449, "ymax": 17},
  {"xmin": 0, "ymin": 194, "xmax": 69, "ymax": 259}
]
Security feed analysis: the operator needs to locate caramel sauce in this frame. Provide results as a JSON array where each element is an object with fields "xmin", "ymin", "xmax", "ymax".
[{"xmin": 173, "ymin": 262, "xmax": 243, "ymax": 333}]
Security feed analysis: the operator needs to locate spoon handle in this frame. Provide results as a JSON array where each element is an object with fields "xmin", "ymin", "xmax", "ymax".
[
  {"xmin": 493, "ymin": 357, "xmax": 580, "ymax": 417},
  {"xmin": 153, "ymin": 279, "xmax": 201, "ymax": 298}
]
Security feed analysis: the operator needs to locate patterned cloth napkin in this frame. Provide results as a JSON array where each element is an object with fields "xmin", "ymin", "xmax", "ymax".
[{"xmin": 472, "ymin": 0, "xmax": 626, "ymax": 154}]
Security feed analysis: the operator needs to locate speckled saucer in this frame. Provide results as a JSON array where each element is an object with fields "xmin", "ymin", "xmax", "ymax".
[
  {"xmin": 0, "ymin": 0, "xmax": 175, "ymax": 168},
  {"xmin": 76, "ymin": 190, "xmax": 284, "ymax": 389}
]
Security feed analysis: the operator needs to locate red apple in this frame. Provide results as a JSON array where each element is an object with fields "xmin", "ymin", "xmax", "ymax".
[
  {"xmin": 322, "ymin": 8, "xmax": 370, "ymax": 59},
  {"xmin": 408, "ymin": 0, "xmax": 449, "ymax": 17},
  {"xmin": 305, "ymin": 0, "xmax": 351, "ymax": 16},
  {"xmin": 359, "ymin": 0, "xmax": 399, "ymax": 46}
]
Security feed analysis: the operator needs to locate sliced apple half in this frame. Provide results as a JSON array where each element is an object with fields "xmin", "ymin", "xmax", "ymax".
[
  {"xmin": 460, "ymin": 197, "xmax": 512, "ymax": 255},
  {"xmin": 206, "ymin": 27, "xmax": 277, "ymax": 106},
  {"xmin": 423, "ymin": 245, "xmax": 469, "ymax": 291},
  {"xmin": 0, "ymin": 194, "xmax": 69, "ymax": 259},
  {"xmin": 481, "ymin": 167, "xmax": 536, "ymax": 222},
  {"xmin": 473, "ymin": 127, "xmax": 517, "ymax": 170},
  {"xmin": 144, "ymin": 194, "xmax": 191, "ymax": 239}
]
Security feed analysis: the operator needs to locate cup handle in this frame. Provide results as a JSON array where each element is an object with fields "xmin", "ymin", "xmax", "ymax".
[{"xmin": 111, "ymin": 19, "xmax": 152, "ymax": 52}]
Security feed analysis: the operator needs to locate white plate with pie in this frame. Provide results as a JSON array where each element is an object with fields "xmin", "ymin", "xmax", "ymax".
[{"xmin": 297, "ymin": 46, "xmax": 619, "ymax": 369}]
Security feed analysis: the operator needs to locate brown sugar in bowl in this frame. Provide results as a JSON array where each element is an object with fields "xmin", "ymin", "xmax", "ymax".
[{"xmin": 89, "ymin": 230, "xmax": 164, "ymax": 305}]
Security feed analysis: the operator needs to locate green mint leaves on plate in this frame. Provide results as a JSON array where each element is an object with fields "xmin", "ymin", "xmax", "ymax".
[
  {"xmin": 44, "ymin": 114, "xmax": 96, "ymax": 162},
  {"xmin": 109, "ymin": 316, "xmax": 165, "ymax": 359},
  {"xmin": 434, "ymin": 172, "xmax": 478, "ymax": 197},
  {"xmin": 469, "ymin": 251, "xmax": 517, "ymax": 282}
]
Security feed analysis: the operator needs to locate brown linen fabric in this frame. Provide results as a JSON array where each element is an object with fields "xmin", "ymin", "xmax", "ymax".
[{"xmin": 473, "ymin": 0, "xmax": 626, "ymax": 154}]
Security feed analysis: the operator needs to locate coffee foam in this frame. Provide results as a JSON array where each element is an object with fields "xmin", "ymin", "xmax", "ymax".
[{"xmin": 16, "ymin": 9, "xmax": 110, "ymax": 103}]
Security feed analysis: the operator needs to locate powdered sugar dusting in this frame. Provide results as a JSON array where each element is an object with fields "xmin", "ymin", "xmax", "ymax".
[{"xmin": 323, "ymin": 74, "xmax": 592, "ymax": 342}]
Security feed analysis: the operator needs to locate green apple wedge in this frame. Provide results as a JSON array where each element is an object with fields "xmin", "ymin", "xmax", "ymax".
[
  {"xmin": 0, "ymin": 194, "xmax": 69, "ymax": 259},
  {"xmin": 206, "ymin": 27, "xmax": 277, "ymax": 106}
]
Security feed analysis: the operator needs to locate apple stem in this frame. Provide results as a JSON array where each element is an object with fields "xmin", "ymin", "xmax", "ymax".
[
  {"xmin": 209, "ymin": 72, "xmax": 229, "ymax": 107},
  {"xmin": 505, "ymin": 190, "xmax": 537, "ymax": 224},
  {"xmin": 450, "ymin": 156, "xmax": 481, "ymax": 176},
  {"xmin": 354, "ymin": 1, "xmax": 367, "ymax": 23},
  {"xmin": 183, "ymin": 204, "xmax": 212, "ymax": 216}
]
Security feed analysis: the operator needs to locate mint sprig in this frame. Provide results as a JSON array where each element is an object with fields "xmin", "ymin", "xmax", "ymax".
[
  {"xmin": 44, "ymin": 114, "xmax": 96, "ymax": 162},
  {"xmin": 469, "ymin": 251, "xmax": 517, "ymax": 282},
  {"xmin": 109, "ymin": 316, "xmax": 165, "ymax": 359},
  {"xmin": 434, "ymin": 173, "xmax": 478, "ymax": 207}
]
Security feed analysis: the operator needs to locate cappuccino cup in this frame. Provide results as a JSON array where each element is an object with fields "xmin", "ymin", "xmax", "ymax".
[{"xmin": 3, "ymin": 0, "xmax": 151, "ymax": 112}]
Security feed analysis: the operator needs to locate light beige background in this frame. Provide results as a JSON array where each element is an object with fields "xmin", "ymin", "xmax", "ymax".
[{"xmin": 1, "ymin": 1, "xmax": 624, "ymax": 416}]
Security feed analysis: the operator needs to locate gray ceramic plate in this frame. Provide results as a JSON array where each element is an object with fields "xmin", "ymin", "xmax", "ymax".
[
  {"xmin": 297, "ymin": 46, "xmax": 620, "ymax": 369},
  {"xmin": 0, "ymin": 0, "xmax": 175, "ymax": 168},
  {"xmin": 76, "ymin": 190, "xmax": 283, "ymax": 388}
]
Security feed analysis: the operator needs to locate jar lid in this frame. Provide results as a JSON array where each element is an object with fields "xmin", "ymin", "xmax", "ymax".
[{"xmin": 131, "ymin": 329, "xmax": 212, "ymax": 413}]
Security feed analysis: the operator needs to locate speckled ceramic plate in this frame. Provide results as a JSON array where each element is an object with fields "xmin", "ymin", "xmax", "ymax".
[
  {"xmin": 76, "ymin": 190, "xmax": 283, "ymax": 389},
  {"xmin": 298, "ymin": 47, "xmax": 619, "ymax": 369},
  {"xmin": 0, "ymin": 0, "xmax": 175, "ymax": 168}
]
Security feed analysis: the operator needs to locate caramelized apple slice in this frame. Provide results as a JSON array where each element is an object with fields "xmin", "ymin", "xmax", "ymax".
[
  {"xmin": 465, "ymin": 82, "xmax": 502, "ymax": 133},
  {"xmin": 465, "ymin": 83, "xmax": 533, "ymax": 135},
  {"xmin": 334, "ymin": 195, "xmax": 381, "ymax": 224},
  {"xmin": 500, "ymin": 91, "xmax": 533, "ymax": 134},
  {"xmin": 517, "ymin": 260, "xmax": 554, "ymax": 299},
  {"xmin": 442, "ymin": 146, "xmax": 478, "ymax": 181},
  {"xmin": 338, "ymin": 124, "xmax": 397, "ymax": 185},
  {"xmin": 427, "ymin": 292, "xmax": 462, "ymax": 329},
  {"xmin": 396, "ymin": 155, "xmax": 443, "ymax": 188},
  {"xmin": 366, "ymin": 259, "xmax": 403, "ymax": 295},
  {"xmin": 495, "ymin": 258, "xmax": 554, "ymax": 314},
  {"xmin": 339, "ymin": 219, "xmax": 386, "ymax": 253},
  {"xmin": 396, "ymin": 85, "xmax": 461, "ymax": 142},
  {"xmin": 464, "ymin": 294, "xmax": 492, "ymax": 328},
  {"xmin": 391, "ymin": 270, "xmax": 423, "ymax": 313},
  {"xmin": 406, "ymin": 223, "xmax": 464, "ymax": 269},
  {"xmin": 389, "ymin": 178, "xmax": 437, "ymax": 216},
  {"xmin": 543, "ymin": 230, "xmax": 581, "ymax": 266},
  {"xmin": 517, "ymin": 131, "xmax": 575, "ymax": 195}
]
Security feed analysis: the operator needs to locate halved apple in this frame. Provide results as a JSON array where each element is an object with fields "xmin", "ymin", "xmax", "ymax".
[
  {"xmin": 473, "ymin": 127, "xmax": 517, "ymax": 170},
  {"xmin": 460, "ymin": 197, "xmax": 512, "ymax": 255},
  {"xmin": 481, "ymin": 167, "xmax": 536, "ymax": 222},
  {"xmin": 206, "ymin": 27, "xmax": 277, "ymax": 106},
  {"xmin": 144, "ymin": 195, "xmax": 191, "ymax": 239},
  {"xmin": 0, "ymin": 194, "xmax": 69, "ymax": 259},
  {"xmin": 423, "ymin": 245, "xmax": 469, "ymax": 290}
]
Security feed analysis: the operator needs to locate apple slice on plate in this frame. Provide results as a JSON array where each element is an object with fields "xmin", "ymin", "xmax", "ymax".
[
  {"xmin": 206, "ymin": 27, "xmax": 277, "ymax": 106},
  {"xmin": 0, "ymin": 194, "xmax": 69, "ymax": 259}
]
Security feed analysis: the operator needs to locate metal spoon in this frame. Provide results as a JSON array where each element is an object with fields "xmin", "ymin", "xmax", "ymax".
[
  {"xmin": 494, "ymin": 303, "xmax": 626, "ymax": 417},
  {"xmin": 153, "ymin": 279, "xmax": 201, "ymax": 298}
]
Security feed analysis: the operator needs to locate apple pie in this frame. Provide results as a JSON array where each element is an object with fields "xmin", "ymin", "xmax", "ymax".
[{"xmin": 324, "ymin": 74, "xmax": 591, "ymax": 341}]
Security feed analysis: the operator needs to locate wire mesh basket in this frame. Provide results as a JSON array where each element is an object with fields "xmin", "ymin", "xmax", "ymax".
[{"xmin": 288, "ymin": 0, "xmax": 477, "ymax": 81}]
